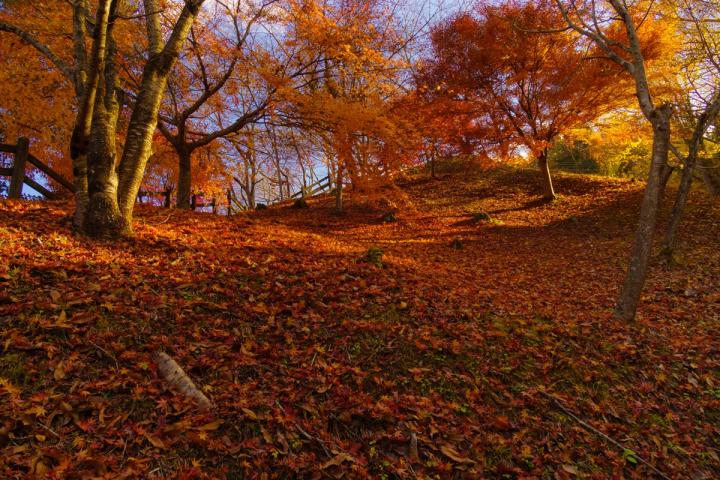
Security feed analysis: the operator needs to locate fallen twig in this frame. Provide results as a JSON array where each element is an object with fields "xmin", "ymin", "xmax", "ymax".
[
  {"xmin": 275, "ymin": 401, "xmax": 332, "ymax": 459},
  {"xmin": 540, "ymin": 390, "xmax": 670, "ymax": 480}
]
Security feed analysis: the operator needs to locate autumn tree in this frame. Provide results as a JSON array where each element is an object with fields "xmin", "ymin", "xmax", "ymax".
[
  {"xmin": 421, "ymin": 0, "xmax": 639, "ymax": 200},
  {"xmin": 280, "ymin": 0, "xmax": 422, "ymax": 213},
  {"xmin": 554, "ymin": 0, "xmax": 682, "ymax": 320},
  {"xmin": 661, "ymin": 0, "xmax": 720, "ymax": 254},
  {"xmin": 227, "ymin": 127, "xmax": 263, "ymax": 210},
  {"xmin": 1, "ymin": 0, "xmax": 206, "ymax": 236},
  {"xmin": 0, "ymin": 2, "xmax": 74, "ymax": 178},
  {"xmin": 155, "ymin": 1, "xmax": 278, "ymax": 209}
]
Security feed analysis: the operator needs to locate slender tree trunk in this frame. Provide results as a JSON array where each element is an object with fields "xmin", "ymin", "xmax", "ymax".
[
  {"xmin": 614, "ymin": 105, "xmax": 672, "ymax": 321},
  {"xmin": 247, "ymin": 167, "xmax": 256, "ymax": 209},
  {"xmin": 699, "ymin": 157, "xmax": 720, "ymax": 196},
  {"xmin": 662, "ymin": 91, "xmax": 720, "ymax": 254},
  {"xmin": 662, "ymin": 162, "xmax": 693, "ymax": 254},
  {"xmin": 70, "ymin": 0, "xmax": 90, "ymax": 230},
  {"xmin": 430, "ymin": 150, "xmax": 436, "ymax": 179},
  {"xmin": 335, "ymin": 162, "xmax": 344, "ymax": 213},
  {"xmin": 176, "ymin": 148, "xmax": 192, "ymax": 209},
  {"xmin": 538, "ymin": 150, "xmax": 555, "ymax": 200},
  {"xmin": 276, "ymin": 164, "xmax": 284, "ymax": 202},
  {"xmin": 116, "ymin": 1, "xmax": 204, "ymax": 223}
]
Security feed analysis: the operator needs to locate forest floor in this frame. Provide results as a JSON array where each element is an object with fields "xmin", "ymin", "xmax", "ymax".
[{"xmin": 1, "ymin": 162, "xmax": 719, "ymax": 479}]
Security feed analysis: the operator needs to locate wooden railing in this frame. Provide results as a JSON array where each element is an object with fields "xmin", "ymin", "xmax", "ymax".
[
  {"xmin": 137, "ymin": 188, "xmax": 173, "ymax": 208},
  {"xmin": 290, "ymin": 175, "xmax": 331, "ymax": 200},
  {"xmin": 0, "ymin": 137, "xmax": 75, "ymax": 199}
]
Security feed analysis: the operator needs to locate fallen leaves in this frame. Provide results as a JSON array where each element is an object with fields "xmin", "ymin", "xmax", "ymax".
[
  {"xmin": 0, "ymin": 168, "xmax": 718, "ymax": 478},
  {"xmin": 440, "ymin": 444, "xmax": 475, "ymax": 464}
]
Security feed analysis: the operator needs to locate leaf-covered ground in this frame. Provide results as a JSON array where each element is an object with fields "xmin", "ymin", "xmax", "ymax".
[{"xmin": 1, "ymin": 164, "xmax": 719, "ymax": 479}]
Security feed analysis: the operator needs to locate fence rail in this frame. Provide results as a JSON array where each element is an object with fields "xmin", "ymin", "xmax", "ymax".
[
  {"xmin": 0, "ymin": 137, "xmax": 75, "ymax": 199},
  {"xmin": 290, "ymin": 175, "xmax": 331, "ymax": 200}
]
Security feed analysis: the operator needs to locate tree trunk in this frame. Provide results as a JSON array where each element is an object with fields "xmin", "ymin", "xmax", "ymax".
[
  {"xmin": 538, "ymin": 151, "xmax": 555, "ymax": 200},
  {"xmin": 70, "ymin": 0, "xmax": 109, "ymax": 230},
  {"xmin": 276, "ymin": 166, "xmax": 284, "ymax": 201},
  {"xmin": 699, "ymin": 157, "xmax": 720, "ymax": 196},
  {"xmin": 83, "ymin": 72, "xmax": 126, "ymax": 236},
  {"xmin": 430, "ymin": 150, "xmax": 436, "ymax": 179},
  {"xmin": 247, "ymin": 178, "xmax": 256, "ymax": 209},
  {"xmin": 614, "ymin": 105, "xmax": 672, "ymax": 321},
  {"xmin": 662, "ymin": 162, "xmax": 692, "ymax": 254},
  {"xmin": 176, "ymin": 148, "xmax": 192, "ymax": 209},
  {"xmin": 335, "ymin": 162, "xmax": 344, "ymax": 213},
  {"xmin": 662, "ymin": 90, "xmax": 720, "ymax": 254},
  {"xmin": 83, "ymin": 1, "xmax": 127, "ymax": 237},
  {"xmin": 116, "ymin": 1, "xmax": 204, "ymax": 221}
]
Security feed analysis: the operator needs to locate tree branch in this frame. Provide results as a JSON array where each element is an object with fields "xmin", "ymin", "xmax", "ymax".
[{"xmin": 0, "ymin": 21, "xmax": 75, "ymax": 84}]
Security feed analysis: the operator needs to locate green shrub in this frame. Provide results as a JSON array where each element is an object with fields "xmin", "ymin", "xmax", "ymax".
[{"xmin": 364, "ymin": 246, "xmax": 384, "ymax": 267}]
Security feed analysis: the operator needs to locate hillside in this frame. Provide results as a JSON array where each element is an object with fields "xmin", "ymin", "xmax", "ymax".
[{"xmin": 1, "ymin": 165, "xmax": 719, "ymax": 479}]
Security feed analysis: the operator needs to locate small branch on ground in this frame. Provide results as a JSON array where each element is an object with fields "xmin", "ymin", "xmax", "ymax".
[{"xmin": 539, "ymin": 390, "xmax": 670, "ymax": 480}]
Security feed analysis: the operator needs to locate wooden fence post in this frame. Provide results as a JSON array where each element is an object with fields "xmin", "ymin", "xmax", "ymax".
[
  {"xmin": 163, "ymin": 187, "xmax": 172, "ymax": 208},
  {"xmin": 9, "ymin": 137, "xmax": 29, "ymax": 199}
]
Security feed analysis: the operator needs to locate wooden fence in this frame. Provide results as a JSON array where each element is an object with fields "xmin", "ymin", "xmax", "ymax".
[
  {"xmin": 0, "ymin": 137, "xmax": 75, "ymax": 199},
  {"xmin": 290, "ymin": 175, "xmax": 331, "ymax": 200}
]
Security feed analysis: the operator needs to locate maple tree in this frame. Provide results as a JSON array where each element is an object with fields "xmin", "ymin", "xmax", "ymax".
[
  {"xmin": 277, "ymin": 0, "xmax": 422, "ymax": 212},
  {"xmin": 155, "ymin": 1, "xmax": 277, "ymax": 209},
  {"xmin": 0, "ymin": 2, "xmax": 74, "ymax": 177},
  {"xmin": 419, "ymin": 0, "xmax": 666, "ymax": 200}
]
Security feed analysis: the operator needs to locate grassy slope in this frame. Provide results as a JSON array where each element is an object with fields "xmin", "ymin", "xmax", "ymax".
[{"xmin": 0, "ymin": 163, "xmax": 719, "ymax": 479}]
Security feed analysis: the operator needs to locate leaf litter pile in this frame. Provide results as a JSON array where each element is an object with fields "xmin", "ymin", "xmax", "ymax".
[{"xmin": 1, "ymin": 165, "xmax": 719, "ymax": 479}]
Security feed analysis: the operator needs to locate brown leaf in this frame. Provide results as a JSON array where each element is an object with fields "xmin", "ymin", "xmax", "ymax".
[
  {"xmin": 196, "ymin": 420, "xmax": 224, "ymax": 431},
  {"xmin": 54, "ymin": 360, "xmax": 66, "ymax": 380},
  {"xmin": 144, "ymin": 433, "xmax": 167, "ymax": 450},
  {"xmin": 440, "ymin": 444, "xmax": 475, "ymax": 464},
  {"xmin": 320, "ymin": 452, "xmax": 354, "ymax": 469}
]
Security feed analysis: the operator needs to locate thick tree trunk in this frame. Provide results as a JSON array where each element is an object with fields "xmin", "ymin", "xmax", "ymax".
[
  {"xmin": 614, "ymin": 105, "xmax": 672, "ymax": 321},
  {"xmin": 176, "ymin": 148, "xmax": 192, "ymax": 209},
  {"xmin": 70, "ymin": 0, "xmax": 109, "ymax": 230},
  {"xmin": 538, "ymin": 151, "xmax": 555, "ymax": 200},
  {"xmin": 82, "ymin": 0, "xmax": 127, "ymax": 237},
  {"xmin": 84, "ymin": 67, "xmax": 126, "ymax": 236},
  {"xmin": 73, "ymin": 158, "xmax": 90, "ymax": 230}
]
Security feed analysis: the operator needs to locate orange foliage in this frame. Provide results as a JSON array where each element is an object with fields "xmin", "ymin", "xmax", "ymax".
[
  {"xmin": 418, "ymin": 0, "xmax": 661, "ymax": 162},
  {"xmin": 0, "ymin": 1, "xmax": 75, "ymax": 174}
]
